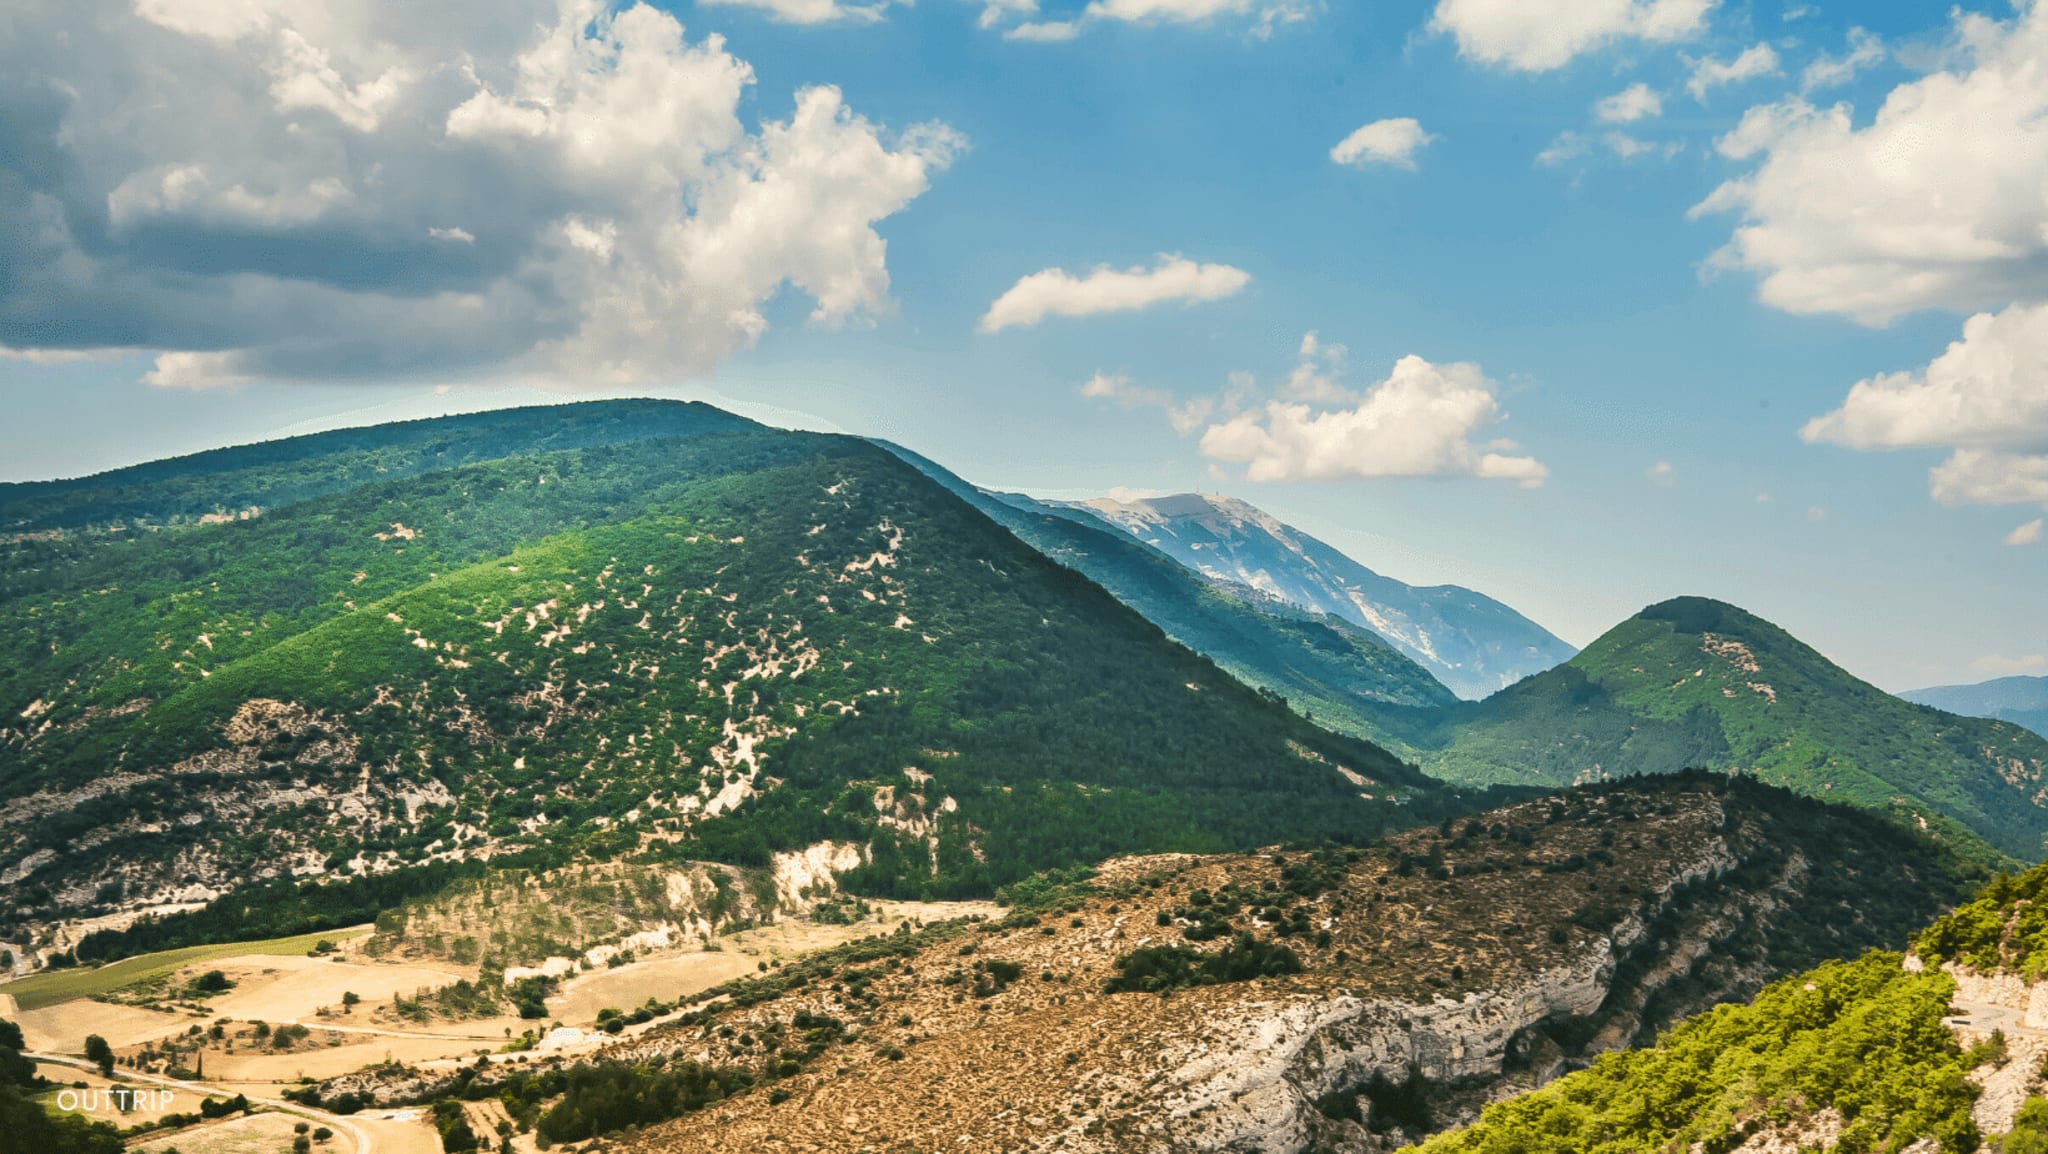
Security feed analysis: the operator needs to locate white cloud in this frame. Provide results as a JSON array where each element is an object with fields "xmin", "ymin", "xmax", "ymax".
[
  {"xmin": 1284, "ymin": 331, "xmax": 1352, "ymax": 402},
  {"xmin": 1801, "ymin": 302, "xmax": 2048, "ymax": 453},
  {"xmin": 1603, "ymin": 132, "xmax": 1658, "ymax": 159},
  {"xmin": 1685, "ymin": 43, "xmax": 1781, "ymax": 100},
  {"xmin": 2008, "ymin": 518, "xmax": 2045, "ymax": 546},
  {"xmin": 1802, "ymin": 302, "xmax": 2048, "ymax": 514},
  {"xmin": 1535, "ymin": 129, "xmax": 1675, "ymax": 167},
  {"xmin": 979, "ymin": 255, "xmax": 1250, "ymax": 332},
  {"xmin": 1535, "ymin": 132, "xmax": 1592, "ymax": 167},
  {"xmin": 980, "ymin": 0, "xmax": 1314, "ymax": 40},
  {"xmin": 1595, "ymin": 82, "xmax": 1663, "ymax": 122},
  {"xmin": 1693, "ymin": 5, "xmax": 2048, "ymax": 324},
  {"xmin": 1429, "ymin": 0, "xmax": 1714, "ymax": 73},
  {"xmin": 0, "ymin": 0, "xmax": 959, "ymax": 388},
  {"xmin": 1972, "ymin": 653, "xmax": 2048, "ymax": 677},
  {"xmin": 1006, "ymin": 20, "xmax": 1082, "ymax": 39},
  {"xmin": 697, "ymin": 0, "xmax": 904, "ymax": 23},
  {"xmin": 1080, "ymin": 372, "xmax": 1213, "ymax": 433},
  {"xmin": 1801, "ymin": 27, "xmax": 1884, "ymax": 91},
  {"xmin": 1197, "ymin": 353, "xmax": 1547, "ymax": 485},
  {"xmin": 1647, "ymin": 460, "xmax": 1676, "ymax": 486},
  {"xmin": 1929, "ymin": 450, "xmax": 2048, "ymax": 511},
  {"xmin": 1330, "ymin": 118, "xmax": 1435, "ymax": 169}
]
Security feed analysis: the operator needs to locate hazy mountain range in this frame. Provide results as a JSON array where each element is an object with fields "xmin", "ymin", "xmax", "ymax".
[
  {"xmin": 1059, "ymin": 492, "xmax": 1578, "ymax": 700},
  {"xmin": 1902, "ymin": 675, "xmax": 2048, "ymax": 740}
]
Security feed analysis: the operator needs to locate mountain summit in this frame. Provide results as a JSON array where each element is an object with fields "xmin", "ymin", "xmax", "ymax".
[{"xmin": 1066, "ymin": 492, "xmax": 1575, "ymax": 699}]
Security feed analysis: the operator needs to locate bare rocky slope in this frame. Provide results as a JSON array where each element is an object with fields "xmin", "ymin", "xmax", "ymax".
[{"xmin": 306, "ymin": 774, "xmax": 1972, "ymax": 1153}]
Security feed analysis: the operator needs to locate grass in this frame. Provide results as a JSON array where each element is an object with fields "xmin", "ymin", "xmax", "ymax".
[{"xmin": 0, "ymin": 926, "xmax": 369, "ymax": 1012}]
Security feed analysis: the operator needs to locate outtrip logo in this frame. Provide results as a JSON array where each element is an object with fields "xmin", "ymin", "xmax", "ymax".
[{"xmin": 56, "ymin": 1087, "xmax": 178, "ymax": 1113}]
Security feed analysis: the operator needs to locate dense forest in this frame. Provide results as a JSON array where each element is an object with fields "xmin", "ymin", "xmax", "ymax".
[{"xmin": 1403, "ymin": 952, "xmax": 1981, "ymax": 1154}]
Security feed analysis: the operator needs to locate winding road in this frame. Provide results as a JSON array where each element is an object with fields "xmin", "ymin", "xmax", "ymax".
[
  {"xmin": 1945, "ymin": 1000, "xmax": 2048, "ymax": 1040},
  {"xmin": 29, "ymin": 1050, "xmax": 379, "ymax": 1154}
]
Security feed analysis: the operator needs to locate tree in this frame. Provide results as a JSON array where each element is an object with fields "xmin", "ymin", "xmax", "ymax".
[{"xmin": 82, "ymin": 1035, "xmax": 114, "ymax": 1077}]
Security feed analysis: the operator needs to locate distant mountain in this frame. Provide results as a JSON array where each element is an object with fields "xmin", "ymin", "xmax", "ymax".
[
  {"xmin": 876, "ymin": 442, "xmax": 1458, "ymax": 729},
  {"xmin": 1063, "ymin": 493, "xmax": 1575, "ymax": 700},
  {"xmin": 0, "ymin": 401, "xmax": 1475, "ymax": 964},
  {"xmin": 1901, "ymin": 675, "xmax": 2048, "ymax": 740},
  {"xmin": 1390, "ymin": 596, "xmax": 2048, "ymax": 860}
]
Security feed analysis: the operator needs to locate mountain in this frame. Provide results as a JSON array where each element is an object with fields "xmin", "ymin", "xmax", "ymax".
[
  {"xmin": 1064, "ymin": 492, "xmax": 1576, "ymax": 700},
  {"xmin": 290, "ymin": 773, "xmax": 1980, "ymax": 1152},
  {"xmin": 0, "ymin": 401, "xmax": 1476, "ymax": 965},
  {"xmin": 1903, "ymin": 675, "xmax": 2048, "ymax": 740},
  {"xmin": 876, "ymin": 442, "xmax": 1458, "ymax": 728},
  {"xmin": 1389, "ymin": 596, "xmax": 2048, "ymax": 860}
]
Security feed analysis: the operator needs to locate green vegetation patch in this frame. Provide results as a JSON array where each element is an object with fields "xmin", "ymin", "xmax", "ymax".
[
  {"xmin": 1918, "ymin": 857, "xmax": 2048, "ymax": 978},
  {"xmin": 0, "ymin": 927, "xmax": 366, "ymax": 1011},
  {"xmin": 1402, "ymin": 952, "xmax": 1976, "ymax": 1154},
  {"xmin": 1104, "ymin": 931, "xmax": 1305, "ymax": 995}
]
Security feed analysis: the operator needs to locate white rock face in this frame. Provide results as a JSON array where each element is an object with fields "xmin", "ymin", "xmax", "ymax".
[
  {"xmin": 1037, "ymin": 944, "xmax": 1619, "ymax": 1153},
  {"xmin": 771, "ymin": 840, "xmax": 866, "ymax": 909}
]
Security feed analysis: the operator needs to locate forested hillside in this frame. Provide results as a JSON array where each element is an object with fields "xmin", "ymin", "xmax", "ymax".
[
  {"xmin": 1414, "ymin": 854, "xmax": 2048, "ymax": 1154},
  {"xmin": 1369, "ymin": 597, "xmax": 2048, "ymax": 861},
  {"xmin": 0, "ymin": 402, "xmax": 1475, "ymax": 964}
]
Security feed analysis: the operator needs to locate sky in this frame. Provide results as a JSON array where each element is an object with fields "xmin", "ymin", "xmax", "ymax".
[{"xmin": 2, "ymin": 0, "xmax": 2046, "ymax": 692}]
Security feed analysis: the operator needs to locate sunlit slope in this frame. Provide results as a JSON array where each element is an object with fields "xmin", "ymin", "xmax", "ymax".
[
  {"xmin": 1401, "ymin": 597, "xmax": 2048, "ymax": 859},
  {"xmin": 0, "ymin": 405, "xmax": 1467, "ymax": 947}
]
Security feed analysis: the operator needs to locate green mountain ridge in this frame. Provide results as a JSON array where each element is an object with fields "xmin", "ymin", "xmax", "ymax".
[
  {"xmin": 1375, "ymin": 596, "xmax": 2048, "ymax": 861},
  {"xmin": 874, "ymin": 440, "xmax": 1459, "ymax": 724},
  {"xmin": 0, "ymin": 401, "xmax": 1479, "ymax": 962}
]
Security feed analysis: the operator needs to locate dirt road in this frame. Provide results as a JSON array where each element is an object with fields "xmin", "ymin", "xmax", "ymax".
[{"xmin": 29, "ymin": 1050, "xmax": 378, "ymax": 1154}]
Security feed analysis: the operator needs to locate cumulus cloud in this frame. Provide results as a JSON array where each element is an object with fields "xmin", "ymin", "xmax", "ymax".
[
  {"xmin": 1801, "ymin": 27, "xmax": 1884, "ymax": 91},
  {"xmin": 1647, "ymin": 460, "xmax": 1677, "ymax": 486},
  {"xmin": 1595, "ymin": 83, "xmax": 1663, "ymax": 122},
  {"xmin": 1692, "ymin": 5, "xmax": 2048, "ymax": 324},
  {"xmin": 2009, "ymin": 518, "xmax": 2045, "ymax": 546},
  {"xmin": 0, "ymin": 0, "xmax": 959, "ymax": 388},
  {"xmin": 1685, "ymin": 43, "xmax": 1781, "ymax": 100},
  {"xmin": 1803, "ymin": 302, "xmax": 2048, "ymax": 512},
  {"xmin": 1196, "ymin": 349, "xmax": 1547, "ymax": 485},
  {"xmin": 1329, "ymin": 118, "xmax": 1435, "ymax": 169},
  {"xmin": 979, "ymin": 256, "xmax": 1250, "ymax": 333},
  {"xmin": 1802, "ymin": 303, "xmax": 2048, "ymax": 453},
  {"xmin": 1429, "ymin": 0, "xmax": 1713, "ymax": 73},
  {"xmin": 698, "ymin": 0, "xmax": 904, "ymax": 23}
]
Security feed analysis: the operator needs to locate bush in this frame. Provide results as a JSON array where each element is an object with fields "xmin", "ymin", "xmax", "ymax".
[{"xmin": 1104, "ymin": 932, "xmax": 1304, "ymax": 995}]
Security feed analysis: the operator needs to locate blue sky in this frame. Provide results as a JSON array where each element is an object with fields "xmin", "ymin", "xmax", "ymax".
[{"xmin": 3, "ymin": 0, "xmax": 2045, "ymax": 691}]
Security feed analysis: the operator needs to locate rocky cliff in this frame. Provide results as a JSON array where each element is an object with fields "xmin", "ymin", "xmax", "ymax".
[{"xmin": 308, "ymin": 774, "xmax": 1966, "ymax": 1153}]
